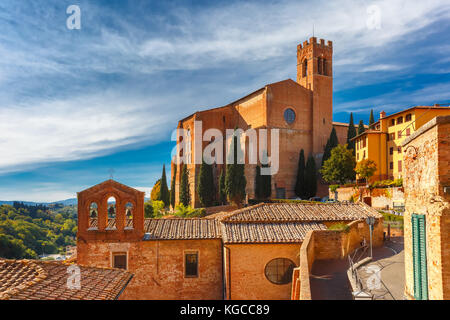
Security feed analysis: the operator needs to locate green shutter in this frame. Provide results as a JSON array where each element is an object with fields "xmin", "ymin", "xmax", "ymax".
[
  {"xmin": 412, "ymin": 214, "xmax": 428, "ymax": 300},
  {"xmin": 418, "ymin": 216, "xmax": 428, "ymax": 300}
]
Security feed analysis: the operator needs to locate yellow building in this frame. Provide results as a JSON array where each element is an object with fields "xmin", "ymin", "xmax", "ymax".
[{"xmin": 353, "ymin": 105, "xmax": 450, "ymax": 181}]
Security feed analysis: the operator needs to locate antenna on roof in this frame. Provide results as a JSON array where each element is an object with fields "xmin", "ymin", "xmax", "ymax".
[{"xmin": 312, "ymin": 23, "xmax": 315, "ymax": 37}]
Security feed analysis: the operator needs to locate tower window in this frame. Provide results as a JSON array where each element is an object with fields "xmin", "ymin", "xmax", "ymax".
[
  {"xmin": 303, "ymin": 59, "xmax": 308, "ymax": 77},
  {"xmin": 284, "ymin": 108, "xmax": 296, "ymax": 124},
  {"xmin": 318, "ymin": 57, "xmax": 323, "ymax": 74},
  {"xmin": 323, "ymin": 59, "xmax": 327, "ymax": 76}
]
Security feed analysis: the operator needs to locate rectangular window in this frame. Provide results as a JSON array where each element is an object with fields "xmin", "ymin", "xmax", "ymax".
[
  {"xmin": 406, "ymin": 114, "xmax": 412, "ymax": 122},
  {"xmin": 390, "ymin": 147, "xmax": 394, "ymax": 155},
  {"xmin": 390, "ymin": 119, "xmax": 395, "ymax": 126},
  {"xmin": 113, "ymin": 253, "xmax": 127, "ymax": 270},
  {"xmin": 185, "ymin": 252, "xmax": 198, "ymax": 277},
  {"xmin": 357, "ymin": 153, "xmax": 359, "ymax": 160},
  {"xmin": 397, "ymin": 131, "xmax": 402, "ymax": 139},
  {"xmin": 398, "ymin": 146, "xmax": 402, "ymax": 153},
  {"xmin": 363, "ymin": 138, "xmax": 367, "ymax": 148},
  {"xmin": 390, "ymin": 162, "xmax": 393, "ymax": 170},
  {"xmin": 398, "ymin": 160, "xmax": 402, "ymax": 172},
  {"xmin": 397, "ymin": 117, "xmax": 403, "ymax": 124},
  {"xmin": 390, "ymin": 133, "xmax": 395, "ymax": 141},
  {"xmin": 406, "ymin": 128, "xmax": 411, "ymax": 136},
  {"xmin": 363, "ymin": 151, "xmax": 366, "ymax": 159}
]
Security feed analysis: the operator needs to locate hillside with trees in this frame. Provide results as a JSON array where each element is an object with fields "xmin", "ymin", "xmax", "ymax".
[{"xmin": 0, "ymin": 202, "xmax": 77, "ymax": 259}]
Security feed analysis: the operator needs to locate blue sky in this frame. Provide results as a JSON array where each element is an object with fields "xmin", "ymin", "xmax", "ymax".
[{"xmin": 0, "ymin": 0, "xmax": 449, "ymax": 202}]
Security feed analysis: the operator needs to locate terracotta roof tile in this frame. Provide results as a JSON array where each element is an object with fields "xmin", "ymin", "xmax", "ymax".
[
  {"xmin": 221, "ymin": 222, "xmax": 327, "ymax": 243},
  {"xmin": 216, "ymin": 202, "xmax": 381, "ymax": 223},
  {"xmin": 143, "ymin": 218, "xmax": 222, "ymax": 240},
  {"xmin": 0, "ymin": 259, "xmax": 133, "ymax": 300}
]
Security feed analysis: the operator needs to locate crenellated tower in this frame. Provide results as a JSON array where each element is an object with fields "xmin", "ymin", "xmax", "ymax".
[{"xmin": 297, "ymin": 37, "xmax": 333, "ymax": 155}]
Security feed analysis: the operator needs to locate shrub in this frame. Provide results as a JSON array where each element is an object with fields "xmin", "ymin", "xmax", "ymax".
[
  {"xmin": 330, "ymin": 184, "xmax": 340, "ymax": 193},
  {"xmin": 328, "ymin": 222, "xmax": 350, "ymax": 233},
  {"xmin": 173, "ymin": 204, "xmax": 206, "ymax": 218}
]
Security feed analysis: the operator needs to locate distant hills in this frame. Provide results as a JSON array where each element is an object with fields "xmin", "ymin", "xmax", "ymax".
[
  {"xmin": 0, "ymin": 197, "xmax": 150, "ymax": 207},
  {"xmin": 0, "ymin": 198, "xmax": 78, "ymax": 206}
]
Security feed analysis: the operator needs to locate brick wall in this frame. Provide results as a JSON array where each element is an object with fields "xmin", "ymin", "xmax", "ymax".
[
  {"xmin": 402, "ymin": 116, "xmax": 450, "ymax": 300},
  {"xmin": 77, "ymin": 239, "xmax": 223, "ymax": 300}
]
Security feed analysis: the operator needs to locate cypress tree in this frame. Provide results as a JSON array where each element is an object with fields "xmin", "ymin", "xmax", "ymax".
[
  {"xmin": 322, "ymin": 127, "xmax": 338, "ymax": 167},
  {"xmin": 305, "ymin": 155, "xmax": 317, "ymax": 199},
  {"xmin": 197, "ymin": 160, "xmax": 214, "ymax": 207},
  {"xmin": 295, "ymin": 149, "xmax": 307, "ymax": 199},
  {"xmin": 254, "ymin": 165, "xmax": 262, "ymax": 199},
  {"xmin": 358, "ymin": 120, "xmax": 365, "ymax": 135},
  {"xmin": 170, "ymin": 165, "xmax": 176, "ymax": 208},
  {"xmin": 159, "ymin": 165, "xmax": 170, "ymax": 207},
  {"xmin": 225, "ymin": 133, "xmax": 247, "ymax": 207},
  {"xmin": 255, "ymin": 164, "xmax": 272, "ymax": 199},
  {"xmin": 261, "ymin": 164, "xmax": 272, "ymax": 199},
  {"xmin": 347, "ymin": 112, "xmax": 357, "ymax": 153},
  {"xmin": 219, "ymin": 169, "xmax": 226, "ymax": 205},
  {"xmin": 179, "ymin": 164, "xmax": 190, "ymax": 207},
  {"xmin": 369, "ymin": 109, "xmax": 375, "ymax": 127}
]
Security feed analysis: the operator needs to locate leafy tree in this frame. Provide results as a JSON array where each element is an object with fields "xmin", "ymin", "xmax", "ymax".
[
  {"xmin": 358, "ymin": 120, "xmax": 365, "ymax": 135},
  {"xmin": 369, "ymin": 109, "xmax": 375, "ymax": 127},
  {"xmin": 173, "ymin": 204, "xmax": 206, "ymax": 218},
  {"xmin": 355, "ymin": 159, "xmax": 377, "ymax": 182},
  {"xmin": 225, "ymin": 132, "xmax": 247, "ymax": 207},
  {"xmin": 218, "ymin": 169, "xmax": 226, "ymax": 205},
  {"xmin": 346, "ymin": 113, "xmax": 357, "ymax": 153},
  {"xmin": 150, "ymin": 179, "xmax": 161, "ymax": 202},
  {"xmin": 144, "ymin": 200, "xmax": 154, "ymax": 218},
  {"xmin": 294, "ymin": 149, "xmax": 307, "ymax": 199},
  {"xmin": 170, "ymin": 165, "xmax": 176, "ymax": 208},
  {"xmin": 305, "ymin": 155, "xmax": 317, "ymax": 198},
  {"xmin": 159, "ymin": 165, "xmax": 170, "ymax": 207},
  {"xmin": 322, "ymin": 127, "xmax": 339, "ymax": 167},
  {"xmin": 320, "ymin": 144, "xmax": 356, "ymax": 184},
  {"xmin": 197, "ymin": 160, "xmax": 214, "ymax": 207},
  {"xmin": 179, "ymin": 164, "xmax": 190, "ymax": 207}
]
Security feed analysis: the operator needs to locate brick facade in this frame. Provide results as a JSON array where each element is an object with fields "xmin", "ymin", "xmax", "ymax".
[
  {"xmin": 173, "ymin": 38, "xmax": 347, "ymax": 207},
  {"xmin": 402, "ymin": 115, "xmax": 450, "ymax": 300}
]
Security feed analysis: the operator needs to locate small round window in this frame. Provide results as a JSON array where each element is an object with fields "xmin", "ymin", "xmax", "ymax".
[
  {"xmin": 264, "ymin": 258, "xmax": 296, "ymax": 285},
  {"xmin": 284, "ymin": 108, "xmax": 296, "ymax": 124}
]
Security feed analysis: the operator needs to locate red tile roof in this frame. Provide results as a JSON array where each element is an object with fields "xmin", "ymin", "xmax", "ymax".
[
  {"xmin": 213, "ymin": 202, "xmax": 381, "ymax": 223},
  {"xmin": 0, "ymin": 259, "xmax": 133, "ymax": 300},
  {"xmin": 221, "ymin": 222, "xmax": 327, "ymax": 243}
]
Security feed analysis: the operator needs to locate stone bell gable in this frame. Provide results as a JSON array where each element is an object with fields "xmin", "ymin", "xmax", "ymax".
[{"xmin": 77, "ymin": 179, "xmax": 145, "ymax": 242}]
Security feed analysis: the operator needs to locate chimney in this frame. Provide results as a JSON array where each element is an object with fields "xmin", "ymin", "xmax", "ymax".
[{"xmin": 380, "ymin": 111, "xmax": 386, "ymax": 119}]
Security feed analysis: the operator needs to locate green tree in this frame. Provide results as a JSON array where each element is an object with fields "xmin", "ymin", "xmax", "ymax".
[
  {"xmin": 225, "ymin": 133, "xmax": 247, "ymax": 207},
  {"xmin": 347, "ymin": 113, "xmax": 357, "ymax": 153},
  {"xmin": 322, "ymin": 127, "xmax": 339, "ymax": 167},
  {"xmin": 197, "ymin": 160, "xmax": 214, "ymax": 207},
  {"xmin": 305, "ymin": 155, "xmax": 317, "ymax": 198},
  {"xmin": 255, "ymin": 165, "xmax": 271, "ymax": 199},
  {"xmin": 179, "ymin": 164, "xmax": 190, "ymax": 207},
  {"xmin": 144, "ymin": 200, "xmax": 154, "ymax": 218},
  {"xmin": 358, "ymin": 120, "xmax": 365, "ymax": 135},
  {"xmin": 159, "ymin": 165, "xmax": 170, "ymax": 207},
  {"xmin": 320, "ymin": 144, "xmax": 356, "ymax": 184},
  {"xmin": 170, "ymin": 164, "xmax": 176, "ymax": 208},
  {"xmin": 294, "ymin": 149, "xmax": 307, "ymax": 199},
  {"xmin": 355, "ymin": 159, "xmax": 377, "ymax": 183},
  {"xmin": 150, "ymin": 179, "xmax": 161, "ymax": 202},
  {"xmin": 369, "ymin": 109, "xmax": 375, "ymax": 127},
  {"xmin": 219, "ymin": 169, "xmax": 226, "ymax": 205}
]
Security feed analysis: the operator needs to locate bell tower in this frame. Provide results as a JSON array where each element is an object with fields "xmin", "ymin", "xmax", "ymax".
[{"xmin": 296, "ymin": 37, "xmax": 333, "ymax": 155}]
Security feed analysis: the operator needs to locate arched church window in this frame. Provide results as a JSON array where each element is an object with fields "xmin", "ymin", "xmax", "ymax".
[
  {"xmin": 125, "ymin": 202, "xmax": 134, "ymax": 229},
  {"xmin": 284, "ymin": 108, "xmax": 296, "ymax": 124},
  {"xmin": 107, "ymin": 196, "xmax": 117, "ymax": 230},
  {"xmin": 89, "ymin": 202, "xmax": 98, "ymax": 229}
]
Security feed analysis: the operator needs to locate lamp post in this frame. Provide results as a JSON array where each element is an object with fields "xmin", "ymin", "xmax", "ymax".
[{"xmin": 366, "ymin": 216, "xmax": 375, "ymax": 258}]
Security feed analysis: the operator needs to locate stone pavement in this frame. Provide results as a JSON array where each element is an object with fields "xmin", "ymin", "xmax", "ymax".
[
  {"xmin": 310, "ymin": 258, "xmax": 353, "ymax": 300},
  {"xmin": 356, "ymin": 237, "xmax": 405, "ymax": 300}
]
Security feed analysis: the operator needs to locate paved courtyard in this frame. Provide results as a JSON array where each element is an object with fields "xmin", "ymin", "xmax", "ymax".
[
  {"xmin": 356, "ymin": 237, "xmax": 405, "ymax": 300},
  {"xmin": 309, "ymin": 237, "xmax": 405, "ymax": 300}
]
